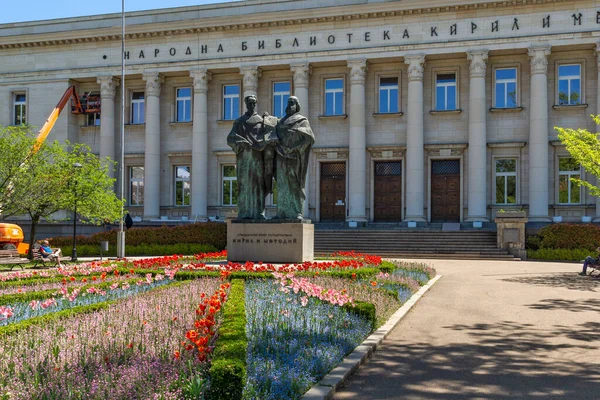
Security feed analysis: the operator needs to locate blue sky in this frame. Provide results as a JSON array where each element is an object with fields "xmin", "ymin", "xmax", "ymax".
[{"xmin": 0, "ymin": 0, "xmax": 234, "ymax": 24}]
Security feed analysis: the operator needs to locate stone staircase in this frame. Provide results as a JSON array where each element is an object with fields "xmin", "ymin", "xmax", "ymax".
[{"xmin": 314, "ymin": 227, "xmax": 518, "ymax": 260}]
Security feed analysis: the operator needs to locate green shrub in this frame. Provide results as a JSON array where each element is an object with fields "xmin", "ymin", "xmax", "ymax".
[
  {"xmin": 343, "ymin": 300, "xmax": 376, "ymax": 331},
  {"xmin": 49, "ymin": 223, "xmax": 227, "ymax": 250},
  {"xmin": 208, "ymin": 279, "xmax": 247, "ymax": 400},
  {"xmin": 527, "ymin": 248, "xmax": 591, "ymax": 262},
  {"xmin": 527, "ymin": 223, "xmax": 600, "ymax": 251},
  {"xmin": 72, "ymin": 243, "xmax": 218, "ymax": 257}
]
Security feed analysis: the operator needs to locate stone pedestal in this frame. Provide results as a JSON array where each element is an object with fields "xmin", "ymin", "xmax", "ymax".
[
  {"xmin": 495, "ymin": 212, "xmax": 528, "ymax": 260},
  {"xmin": 227, "ymin": 220, "xmax": 314, "ymax": 263}
]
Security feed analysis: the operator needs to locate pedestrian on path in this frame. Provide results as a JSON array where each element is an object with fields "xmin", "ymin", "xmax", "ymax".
[{"xmin": 579, "ymin": 247, "xmax": 600, "ymax": 276}]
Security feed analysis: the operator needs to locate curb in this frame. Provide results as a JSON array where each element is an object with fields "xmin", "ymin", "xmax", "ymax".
[{"xmin": 301, "ymin": 274, "xmax": 442, "ymax": 400}]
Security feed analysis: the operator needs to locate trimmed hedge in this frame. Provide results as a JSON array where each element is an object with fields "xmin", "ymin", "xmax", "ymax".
[
  {"xmin": 72, "ymin": 243, "xmax": 218, "ymax": 257},
  {"xmin": 343, "ymin": 300, "xmax": 376, "ymax": 331},
  {"xmin": 527, "ymin": 248, "xmax": 591, "ymax": 262},
  {"xmin": 527, "ymin": 223, "xmax": 600, "ymax": 251},
  {"xmin": 49, "ymin": 222, "xmax": 227, "ymax": 250},
  {"xmin": 208, "ymin": 279, "xmax": 247, "ymax": 400}
]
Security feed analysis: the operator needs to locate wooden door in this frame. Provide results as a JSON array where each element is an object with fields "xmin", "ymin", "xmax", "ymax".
[
  {"xmin": 320, "ymin": 163, "xmax": 346, "ymax": 222},
  {"xmin": 374, "ymin": 162, "xmax": 402, "ymax": 222},
  {"xmin": 431, "ymin": 160, "xmax": 460, "ymax": 222}
]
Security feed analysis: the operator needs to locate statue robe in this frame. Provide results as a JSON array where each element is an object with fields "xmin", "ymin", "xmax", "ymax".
[
  {"xmin": 227, "ymin": 112, "xmax": 267, "ymax": 219},
  {"xmin": 274, "ymin": 113, "xmax": 315, "ymax": 219}
]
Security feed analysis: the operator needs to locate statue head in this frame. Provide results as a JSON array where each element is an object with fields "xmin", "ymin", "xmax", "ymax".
[
  {"xmin": 244, "ymin": 95, "xmax": 257, "ymax": 114},
  {"xmin": 285, "ymin": 96, "xmax": 301, "ymax": 116}
]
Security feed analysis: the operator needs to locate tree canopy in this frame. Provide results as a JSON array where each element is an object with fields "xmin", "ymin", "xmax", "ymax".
[
  {"xmin": 0, "ymin": 125, "xmax": 123, "ymax": 254},
  {"xmin": 556, "ymin": 115, "xmax": 600, "ymax": 197}
]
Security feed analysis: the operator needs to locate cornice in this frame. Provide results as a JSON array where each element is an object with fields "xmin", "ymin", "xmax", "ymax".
[{"xmin": 0, "ymin": 0, "xmax": 572, "ymax": 50}]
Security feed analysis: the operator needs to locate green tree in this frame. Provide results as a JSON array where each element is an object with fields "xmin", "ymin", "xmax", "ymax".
[
  {"xmin": 0, "ymin": 126, "xmax": 123, "ymax": 257},
  {"xmin": 556, "ymin": 115, "xmax": 600, "ymax": 198},
  {"xmin": 0, "ymin": 125, "xmax": 38, "ymax": 210}
]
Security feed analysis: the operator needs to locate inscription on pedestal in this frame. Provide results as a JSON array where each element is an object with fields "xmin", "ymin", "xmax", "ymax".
[{"xmin": 227, "ymin": 221, "xmax": 314, "ymax": 263}]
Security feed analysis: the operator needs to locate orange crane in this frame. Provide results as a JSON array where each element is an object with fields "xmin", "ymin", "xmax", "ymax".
[{"xmin": 33, "ymin": 85, "xmax": 100, "ymax": 152}]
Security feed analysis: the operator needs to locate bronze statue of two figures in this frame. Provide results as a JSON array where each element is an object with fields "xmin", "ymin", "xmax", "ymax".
[{"xmin": 227, "ymin": 96, "xmax": 315, "ymax": 221}]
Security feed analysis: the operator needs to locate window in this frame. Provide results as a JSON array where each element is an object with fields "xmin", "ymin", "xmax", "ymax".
[
  {"xmin": 273, "ymin": 81, "xmax": 291, "ymax": 118},
  {"xmin": 435, "ymin": 73, "xmax": 457, "ymax": 111},
  {"xmin": 324, "ymin": 78, "xmax": 344, "ymax": 116},
  {"xmin": 86, "ymin": 113, "xmax": 100, "ymax": 126},
  {"xmin": 495, "ymin": 159, "xmax": 517, "ymax": 205},
  {"xmin": 174, "ymin": 166, "xmax": 191, "ymax": 206},
  {"xmin": 176, "ymin": 88, "xmax": 192, "ymax": 122},
  {"xmin": 223, "ymin": 85, "xmax": 240, "ymax": 120},
  {"xmin": 222, "ymin": 165, "xmax": 238, "ymax": 206},
  {"xmin": 494, "ymin": 68, "xmax": 517, "ymax": 108},
  {"xmin": 558, "ymin": 158, "xmax": 581, "ymax": 204},
  {"xmin": 129, "ymin": 166, "xmax": 144, "ymax": 206},
  {"xmin": 131, "ymin": 92, "xmax": 145, "ymax": 124},
  {"xmin": 558, "ymin": 64, "xmax": 581, "ymax": 105},
  {"xmin": 13, "ymin": 93, "xmax": 26, "ymax": 125},
  {"xmin": 378, "ymin": 77, "xmax": 399, "ymax": 113}
]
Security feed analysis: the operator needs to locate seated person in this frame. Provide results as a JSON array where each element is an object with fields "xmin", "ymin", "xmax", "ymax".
[
  {"xmin": 39, "ymin": 240, "xmax": 63, "ymax": 267},
  {"xmin": 579, "ymin": 247, "xmax": 600, "ymax": 276}
]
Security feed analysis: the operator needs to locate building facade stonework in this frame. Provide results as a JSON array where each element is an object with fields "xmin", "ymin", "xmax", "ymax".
[{"xmin": 1, "ymin": 0, "xmax": 599, "ymax": 224}]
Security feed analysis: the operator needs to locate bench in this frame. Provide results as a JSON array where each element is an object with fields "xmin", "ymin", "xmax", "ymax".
[
  {"xmin": 32, "ymin": 247, "xmax": 70, "ymax": 269},
  {"xmin": 0, "ymin": 249, "xmax": 29, "ymax": 271}
]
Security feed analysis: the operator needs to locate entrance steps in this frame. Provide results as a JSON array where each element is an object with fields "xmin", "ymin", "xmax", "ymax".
[{"xmin": 314, "ymin": 228, "xmax": 519, "ymax": 260}]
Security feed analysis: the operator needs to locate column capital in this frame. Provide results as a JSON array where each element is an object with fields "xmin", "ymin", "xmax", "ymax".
[
  {"xmin": 240, "ymin": 65, "xmax": 261, "ymax": 93},
  {"xmin": 190, "ymin": 68, "xmax": 212, "ymax": 94},
  {"xmin": 467, "ymin": 50, "xmax": 488, "ymax": 78},
  {"xmin": 142, "ymin": 72, "xmax": 164, "ymax": 97},
  {"xmin": 291, "ymin": 62, "xmax": 312, "ymax": 88},
  {"xmin": 528, "ymin": 46, "xmax": 551, "ymax": 76},
  {"xmin": 347, "ymin": 59, "xmax": 368, "ymax": 85},
  {"xmin": 97, "ymin": 76, "xmax": 119, "ymax": 99},
  {"xmin": 405, "ymin": 55, "xmax": 426, "ymax": 82}
]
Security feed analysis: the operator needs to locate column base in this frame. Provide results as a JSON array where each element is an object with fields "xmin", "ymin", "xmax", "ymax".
[
  {"xmin": 404, "ymin": 216, "xmax": 426, "ymax": 222},
  {"xmin": 465, "ymin": 216, "xmax": 489, "ymax": 222},
  {"xmin": 528, "ymin": 216, "xmax": 551, "ymax": 222},
  {"xmin": 347, "ymin": 217, "xmax": 368, "ymax": 228}
]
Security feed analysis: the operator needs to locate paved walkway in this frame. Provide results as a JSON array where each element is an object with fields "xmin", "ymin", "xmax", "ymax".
[{"xmin": 333, "ymin": 259, "xmax": 600, "ymax": 399}]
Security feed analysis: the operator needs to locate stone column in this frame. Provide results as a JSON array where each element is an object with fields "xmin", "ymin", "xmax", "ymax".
[
  {"xmin": 190, "ymin": 68, "xmax": 212, "ymax": 220},
  {"xmin": 142, "ymin": 72, "xmax": 164, "ymax": 220},
  {"xmin": 240, "ymin": 66, "xmax": 261, "ymax": 110},
  {"xmin": 528, "ymin": 46, "xmax": 551, "ymax": 221},
  {"xmin": 291, "ymin": 62, "xmax": 312, "ymax": 218},
  {"xmin": 97, "ymin": 76, "xmax": 119, "ymax": 178},
  {"xmin": 466, "ymin": 51, "xmax": 489, "ymax": 222},
  {"xmin": 595, "ymin": 44, "xmax": 600, "ymax": 220},
  {"xmin": 347, "ymin": 59, "xmax": 368, "ymax": 224},
  {"xmin": 404, "ymin": 55, "xmax": 426, "ymax": 222}
]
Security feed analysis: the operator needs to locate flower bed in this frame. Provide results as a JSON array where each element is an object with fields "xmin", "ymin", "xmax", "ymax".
[
  {"xmin": 244, "ymin": 279, "xmax": 372, "ymax": 400},
  {"xmin": 0, "ymin": 278, "xmax": 222, "ymax": 399},
  {"xmin": 0, "ymin": 250, "xmax": 436, "ymax": 399}
]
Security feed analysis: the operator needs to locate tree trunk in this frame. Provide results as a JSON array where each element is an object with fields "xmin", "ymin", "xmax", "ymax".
[{"xmin": 27, "ymin": 214, "xmax": 41, "ymax": 259}]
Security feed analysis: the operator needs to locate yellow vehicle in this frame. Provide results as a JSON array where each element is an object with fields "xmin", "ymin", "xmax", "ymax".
[{"xmin": 0, "ymin": 223, "xmax": 29, "ymax": 254}]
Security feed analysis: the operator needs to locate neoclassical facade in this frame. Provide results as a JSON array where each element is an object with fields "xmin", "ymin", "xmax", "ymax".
[{"xmin": 1, "ymin": 0, "xmax": 599, "ymax": 225}]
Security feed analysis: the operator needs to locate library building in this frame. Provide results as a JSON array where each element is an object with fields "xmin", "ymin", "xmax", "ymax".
[{"xmin": 1, "ymin": 0, "xmax": 599, "ymax": 228}]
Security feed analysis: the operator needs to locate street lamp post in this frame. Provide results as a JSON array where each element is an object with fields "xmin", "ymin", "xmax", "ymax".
[{"xmin": 72, "ymin": 162, "xmax": 82, "ymax": 261}]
